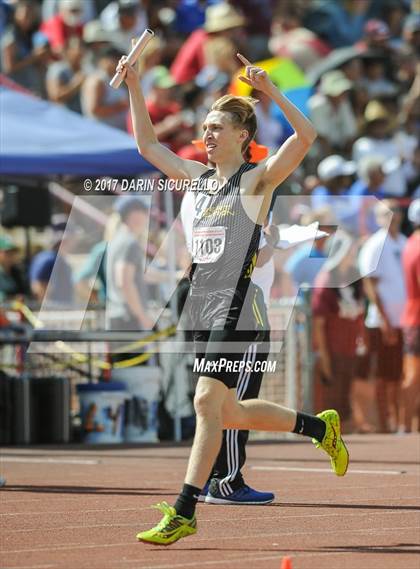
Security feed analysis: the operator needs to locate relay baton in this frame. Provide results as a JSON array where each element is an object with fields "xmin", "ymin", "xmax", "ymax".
[{"xmin": 109, "ymin": 28, "xmax": 154, "ymax": 89}]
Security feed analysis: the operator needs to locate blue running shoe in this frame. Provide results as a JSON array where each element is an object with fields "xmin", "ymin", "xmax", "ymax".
[
  {"xmin": 198, "ymin": 482, "xmax": 209, "ymax": 502},
  {"xmin": 205, "ymin": 483, "xmax": 274, "ymax": 505}
]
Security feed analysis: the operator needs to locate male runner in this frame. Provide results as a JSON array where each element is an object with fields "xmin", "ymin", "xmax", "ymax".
[
  {"xmin": 116, "ymin": 52, "xmax": 349, "ymax": 545},
  {"xmin": 181, "ymin": 189, "xmax": 276, "ymax": 505}
]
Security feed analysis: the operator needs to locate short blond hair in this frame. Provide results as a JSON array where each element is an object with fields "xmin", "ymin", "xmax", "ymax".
[{"xmin": 211, "ymin": 95, "xmax": 258, "ymax": 160}]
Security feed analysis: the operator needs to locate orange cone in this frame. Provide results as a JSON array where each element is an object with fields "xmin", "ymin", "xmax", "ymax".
[{"xmin": 280, "ymin": 557, "xmax": 292, "ymax": 569}]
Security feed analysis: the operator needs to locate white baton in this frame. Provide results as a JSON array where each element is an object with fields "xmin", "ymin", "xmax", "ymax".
[{"xmin": 109, "ymin": 28, "xmax": 154, "ymax": 89}]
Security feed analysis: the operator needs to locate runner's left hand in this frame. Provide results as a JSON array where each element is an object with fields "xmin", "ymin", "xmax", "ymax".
[{"xmin": 237, "ymin": 53, "xmax": 272, "ymax": 94}]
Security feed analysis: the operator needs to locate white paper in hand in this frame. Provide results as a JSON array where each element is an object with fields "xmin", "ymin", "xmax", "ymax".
[{"xmin": 275, "ymin": 223, "xmax": 329, "ymax": 250}]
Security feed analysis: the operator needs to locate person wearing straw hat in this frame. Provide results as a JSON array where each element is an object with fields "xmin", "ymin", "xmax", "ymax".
[
  {"xmin": 170, "ymin": 2, "xmax": 246, "ymax": 84},
  {"xmin": 353, "ymin": 100, "xmax": 407, "ymax": 197},
  {"xmin": 117, "ymin": 49, "xmax": 349, "ymax": 545}
]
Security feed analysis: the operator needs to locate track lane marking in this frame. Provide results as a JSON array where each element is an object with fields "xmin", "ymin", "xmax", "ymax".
[
  {"xmin": 252, "ymin": 466, "xmax": 408, "ymax": 475},
  {"xmin": 2, "ymin": 524, "xmax": 420, "ymax": 553},
  {"xmin": 2, "ymin": 507, "xmax": 420, "ymax": 534},
  {"xmin": 2, "ymin": 458, "xmax": 100, "ymax": 465}
]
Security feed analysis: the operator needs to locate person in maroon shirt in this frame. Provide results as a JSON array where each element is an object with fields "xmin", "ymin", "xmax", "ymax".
[
  {"xmin": 312, "ymin": 231, "xmax": 365, "ymax": 430},
  {"xmin": 400, "ymin": 199, "xmax": 420, "ymax": 432},
  {"xmin": 170, "ymin": 3, "xmax": 246, "ymax": 85},
  {"xmin": 41, "ymin": 0, "xmax": 84, "ymax": 54}
]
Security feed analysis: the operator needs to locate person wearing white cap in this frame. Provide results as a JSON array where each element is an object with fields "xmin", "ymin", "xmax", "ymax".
[
  {"xmin": 347, "ymin": 155, "xmax": 388, "ymax": 237},
  {"xmin": 400, "ymin": 199, "xmax": 420, "ymax": 432},
  {"xmin": 311, "ymin": 154, "xmax": 359, "ymax": 234},
  {"xmin": 100, "ymin": 0, "xmax": 148, "ymax": 50},
  {"xmin": 99, "ymin": 0, "xmax": 145, "ymax": 53},
  {"xmin": 308, "ymin": 70, "xmax": 357, "ymax": 155}
]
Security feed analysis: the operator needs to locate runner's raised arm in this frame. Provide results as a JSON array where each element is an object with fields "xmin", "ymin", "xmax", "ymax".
[
  {"xmin": 116, "ymin": 56, "xmax": 208, "ymax": 180},
  {"xmin": 236, "ymin": 53, "xmax": 317, "ymax": 191}
]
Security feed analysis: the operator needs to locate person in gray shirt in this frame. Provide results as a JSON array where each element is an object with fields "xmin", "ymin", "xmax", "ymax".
[
  {"xmin": 106, "ymin": 195, "xmax": 153, "ymax": 332},
  {"xmin": 46, "ymin": 36, "xmax": 86, "ymax": 113}
]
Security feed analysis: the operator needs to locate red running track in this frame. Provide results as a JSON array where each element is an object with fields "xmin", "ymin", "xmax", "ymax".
[{"xmin": 1, "ymin": 434, "xmax": 419, "ymax": 569}]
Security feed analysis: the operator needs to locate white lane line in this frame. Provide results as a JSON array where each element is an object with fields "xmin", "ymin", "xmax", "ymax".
[
  {"xmin": 2, "ymin": 492, "xmax": 419, "ymax": 517},
  {"xmin": 1, "ymin": 458, "xmax": 100, "ymax": 465},
  {"xmin": 0, "ymin": 507, "xmax": 142, "ymax": 517},
  {"xmin": 2, "ymin": 525, "xmax": 419, "ymax": 554},
  {"xmin": 3, "ymin": 508, "xmax": 419, "ymax": 534},
  {"xmin": 2, "ymin": 565, "xmax": 54, "ymax": 569},
  {"xmin": 252, "ymin": 466, "xmax": 407, "ymax": 475},
  {"xmin": 129, "ymin": 544, "xmax": 420, "ymax": 569}
]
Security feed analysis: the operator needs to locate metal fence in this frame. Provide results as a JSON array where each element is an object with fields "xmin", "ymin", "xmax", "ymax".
[
  {"xmin": 251, "ymin": 294, "xmax": 313, "ymax": 441},
  {"xmin": 2, "ymin": 296, "xmax": 314, "ymax": 442}
]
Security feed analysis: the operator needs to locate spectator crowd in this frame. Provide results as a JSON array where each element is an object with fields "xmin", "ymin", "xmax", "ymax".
[{"xmin": 1, "ymin": 0, "xmax": 420, "ymax": 434}]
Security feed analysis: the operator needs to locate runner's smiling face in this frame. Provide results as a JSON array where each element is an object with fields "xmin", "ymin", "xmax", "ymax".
[{"xmin": 202, "ymin": 111, "xmax": 248, "ymax": 162}]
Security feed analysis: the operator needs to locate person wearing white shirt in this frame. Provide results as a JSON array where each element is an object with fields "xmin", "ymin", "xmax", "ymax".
[
  {"xmin": 358, "ymin": 199, "xmax": 407, "ymax": 432},
  {"xmin": 308, "ymin": 70, "xmax": 357, "ymax": 155}
]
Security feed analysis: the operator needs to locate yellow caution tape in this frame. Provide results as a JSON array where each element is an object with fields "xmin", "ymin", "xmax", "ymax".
[{"xmin": 8, "ymin": 302, "xmax": 177, "ymax": 370}]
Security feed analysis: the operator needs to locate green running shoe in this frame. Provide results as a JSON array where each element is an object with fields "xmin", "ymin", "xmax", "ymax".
[
  {"xmin": 136, "ymin": 502, "xmax": 197, "ymax": 546},
  {"xmin": 313, "ymin": 409, "xmax": 349, "ymax": 476}
]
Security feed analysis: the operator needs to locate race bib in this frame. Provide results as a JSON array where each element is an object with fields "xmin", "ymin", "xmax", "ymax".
[{"xmin": 192, "ymin": 226, "xmax": 226, "ymax": 264}]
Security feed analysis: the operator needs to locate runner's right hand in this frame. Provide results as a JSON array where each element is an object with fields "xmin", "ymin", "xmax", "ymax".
[{"xmin": 116, "ymin": 56, "xmax": 139, "ymax": 88}]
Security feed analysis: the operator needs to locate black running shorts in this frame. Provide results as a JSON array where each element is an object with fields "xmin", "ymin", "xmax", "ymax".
[{"xmin": 190, "ymin": 280, "xmax": 269, "ymax": 388}]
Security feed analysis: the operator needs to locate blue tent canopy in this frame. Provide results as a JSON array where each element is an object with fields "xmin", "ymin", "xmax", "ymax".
[{"xmin": 0, "ymin": 86, "xmax": 156, "ymax": 176}]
